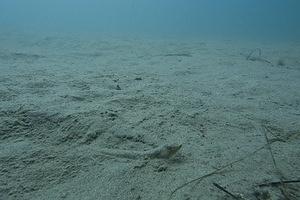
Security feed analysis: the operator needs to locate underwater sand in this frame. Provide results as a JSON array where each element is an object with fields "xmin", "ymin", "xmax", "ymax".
[{"xmin": 0, "ymin": 32, "xmax": 300, "ymax": 200}]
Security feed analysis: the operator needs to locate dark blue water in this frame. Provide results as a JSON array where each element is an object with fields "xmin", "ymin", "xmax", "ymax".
[{"xmin": 1, "ymin": 0, "xmax": 300, "ymax": 41}]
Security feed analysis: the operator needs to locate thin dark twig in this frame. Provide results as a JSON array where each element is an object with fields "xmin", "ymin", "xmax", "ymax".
[
  {"xmin": 246, "ymin": 48, "xmax": 261, "ymax": 60},
  {"xmin": 169, "ymin": 143, "xmax": 271, "ymax": 200},
  {"xmin": 168, "ymin": 168, "xmax": 226, "ymax": 199},
  {"xmin": 254, "ymin": 122, "xmax": 290, "ymax": 200},
  {"xmin": 245, "ymin": 48, "xmax": 273, "ymax": 65},
  {"xmin": 261, "ymin": 125, "xmax": 278, "ymax": 171},
  {"xmin": 264, "ymin": 125, "xmax": 287, "ymax": 142},
  {"xmin": 213, "ymin": 182, "xmax": 241, "ymax": 200},
  {"xmin": 259, "ymin": 179, "xmax": 300, "ymax": 187}
]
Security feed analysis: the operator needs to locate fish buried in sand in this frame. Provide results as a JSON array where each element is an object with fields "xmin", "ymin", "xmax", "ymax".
[{"xmin": 96, "ymin": 143, "xmax": 182, "ymax": 160}]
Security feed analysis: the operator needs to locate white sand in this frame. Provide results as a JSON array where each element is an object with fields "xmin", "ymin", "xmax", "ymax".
[{"xmin": 0, "ymin": 32, "xmax": 299, "ymax": 200}]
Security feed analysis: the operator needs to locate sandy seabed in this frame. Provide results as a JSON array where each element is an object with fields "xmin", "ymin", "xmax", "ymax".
[{"xmin": 0, "ymin": 32, "xmax": 299, "ymax": 200}]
